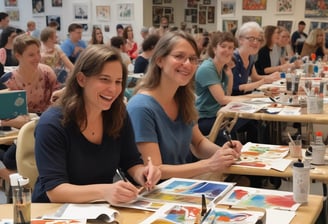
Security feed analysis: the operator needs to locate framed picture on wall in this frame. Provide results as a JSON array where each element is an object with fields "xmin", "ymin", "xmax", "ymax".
[
  {"xmin": 309, "ymin": 21, "xmax": 319, "ymax": 33},
  {"xmin": 242, "ymin": 0, "xmax": 266, "ymax": 10},
  {"xmin": 118, "ymin": 3, "xmax": 134, "ymax": 20},
  {"xmin": 221, "ymin": 0, "xmax": 236, "ymax": 16},
  {"xmin": 32, "ymin": 0, "xmax": 45, "ymax": 15},
  {"xmin": 96, "ymin": 5, "xmax": 110, "ymax": 21},
  {"xmin": 321, "ymin": 22, "xmax": 328, "ymax": 31},
  {"xmin": 46, "ymin": 15, "xmax": 61, "ymax": 31},
  {"xmin": 242, "ymin": 16, "xmax": 262, "ymax": 26},
  {"xmin": 305, "ymin": 0, "xmax": 328, "ymax": 18},
  {"xmin": 73, "ymin": 3, "xmax": 89, "ymax": 20},
  {"xmin": 277, "ymin": 20, "xmax": 293, "ymax": 32},
  {"xmin": 152, "ymin": 6, "xmax": 174, "ymax": 26},
  {"xmin": 199, "ymin": 6, "xmax": 206, "ymax": 24},
  {"xmin": 184, "ymin": 9, "xmax": 197, "ymax": 23},
  {"xmin": 153, "ymin": 0, "xmax": 162, "ymax": 4},
  {"xmin": 222, "ymin": 19, "xmax": 238, "ymax": 32},
  {"xmin": 6, "ymin": 9, "xmax": 19, "ymax": 21},
  {"xmin": 5, "ymin": 0, "xmax": 17, "ymax": 7},
  {"xmin": 276, "ymin": 0, "xmax": 294, "ymax": 14},
  {"xmin": 52, "ymin": 0, "xmax": 62, "ymax": 7},
  {"xmin": 203, "ymin": 0, "xmax": 211, "ymax": 5},
  {"xmin": 187, "ymin": 0, "xmax": 198, "ymax": 8},
  {"xmin": 164, "ymin": 0, "xmax": 172, "ymax": 3},
  {"xmin": 207, "ymin": 6, "xmax": 215, "ymax": 23}
]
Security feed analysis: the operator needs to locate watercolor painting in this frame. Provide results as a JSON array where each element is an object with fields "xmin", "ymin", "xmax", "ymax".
[
  {"xmin": 221, "ymin": 0, "xmax": 236, "ymax": 16},
  {"xmin": 276, "ymin": 0, "xmax": 294, "ymax": 14},
  {"xmin": 140, "ymin": 203, "xmax": 264, "ymax": 224},
  {"xmin": 305, "ymin": 0, "xmax": 328, "ymax": 18},
  {"xmin": 142, "ymin": 179, "xmax": 234, "ymax": 204},
  {"xmin": 119, "ymin": 178, "xmax": 234, "ymax": 211},
  {"xmin": 220, "ymin": 102, "xmax": 266, "ymax": 113},
  {"xmin": 242, "ymin": 0, "xmax": 267, "ymax": 10},
  {"xmin": 232, "ymin": 142, "xmax": 290, "ymax": 170},
  {"xmin": 219, "ymin": 186, "xmax": 301, "ymax": 211}
]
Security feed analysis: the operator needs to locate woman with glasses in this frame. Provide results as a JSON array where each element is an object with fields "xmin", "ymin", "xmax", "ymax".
[
  {"xmin": 127, "ymin": 31, "xmax": 242, "ymax": 180},
  {"xmin": 231, "ymin": 22, "xmax": 279, "ymax": 96}
]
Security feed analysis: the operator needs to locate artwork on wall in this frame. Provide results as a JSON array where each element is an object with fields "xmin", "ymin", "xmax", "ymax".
[
  {"xmin": 242, "ymin": 0, "xmax": 267, "ymax": 10},
  {"xmin": 276, "ymin": 0, "xmax": 294, "ymax": 14},
  {"xmin": 73, "ymin": 3, "xmax": 89, "ymax": 20},
  {"xmin": 164, "ymin": 0, "xmax": 172, "ymax": 3},
  {"xmin": 207, "ymin": 6, "xmax": 215, "ymax": 23},
  {"xmin": 184, "ymin": 8, "xmax": 198, "ymax": 23},
  {"xmin": 221, "ymin": 0, "xmax": 236, "ymax": 16},
  {"xmin": 5, "ymin": 0, "xmax": 17, "ymax": 7},
  {"xmin": 96, "ymin": 5, "xmax": 110, "ymax": 21},
  {"xmin": 152, "ymin": 6, "xmax": 174, "ymax": 26},
  {"xmin": 104, "ymin": 24, "xmax": 110, "ymax": 32},
  {"xmin": 309, "ymin": 21, "xmax": 319, "ymax": 33},
  {"xmin": 203, "ymin": 0, "xmax": 211, "ymax": 4},
  {"xmin": 6, "ymin": 9, "xmax": 19, "ymax": 21},
  {"xmin": 81, "ymin": 23, "xmax": 89, "ymax": 32},
  {"xmin": 52, "ymin": 0, "xmax": 62, "ymax": 7},
  {"xmin": 117, "ymin": 4, "xmax": 134, "ymax": 21},
  {"xmin": 199, "ymin": 6, "xmax": 206, "ymax": 24},
  {"xmin": 187, "ymin": 0, "xmax": 198, "ymax": 8},
  {"xmin": 153, "ymin": 0, "xmax": 162, "ymax": 4},
  {"xmin": 222, "ymin": 19, "xmax": 238, "ymax": 32},
  {"xmin": 321, "ymin": 22, "xmax": 328, "ymax": 31},
  {"xmin": 277, "ymin": 20, "xmax": 293, "ymax": 32},
  {"xmin": 46, "ymin": 15, "xmax": 61, "ymax": 31},
  {"xmin": 32, "ymin": 0, "xmax": 45, "ymax": 15},
  {"xmin": 242, "ymin": 15, "xmax": 262, "ymax": 26},
  {"xmin": 305, "ymin": 0, "xmax": 328, "ymax": 18}
]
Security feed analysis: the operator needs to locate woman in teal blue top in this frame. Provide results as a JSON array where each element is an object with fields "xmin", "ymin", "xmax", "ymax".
[
  {"xmin": 127, "ymin": 31, "xmax": 242, "ymax": 180},
  {"xmin": 195, "ymin": 32, "xmax": 253, "ymax": 145}
]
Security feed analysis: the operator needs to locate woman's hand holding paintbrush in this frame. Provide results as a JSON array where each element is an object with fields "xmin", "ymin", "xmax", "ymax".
[{"xmin": 223, "ymin": 129, "xmax": 242, "ymax": 161}]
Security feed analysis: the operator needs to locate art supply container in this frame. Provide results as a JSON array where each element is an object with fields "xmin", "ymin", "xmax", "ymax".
[
  {"xmin": 293, "ymin": 162, "xmax": 310, "ymax": 203},
  {"xmin": 10, "ymin": 173, "xmax": 31, "ymax": 224},
  {"xmin": 289, "ymin": 140, "xmax": 302, "ymax": 158}
]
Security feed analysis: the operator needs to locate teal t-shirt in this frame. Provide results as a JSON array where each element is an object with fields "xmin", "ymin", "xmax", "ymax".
[{"xmin": 195, "ymin": 59, "xmax": 229, "ymax": 118}]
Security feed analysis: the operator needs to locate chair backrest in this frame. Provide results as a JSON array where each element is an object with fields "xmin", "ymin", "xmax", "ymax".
[
  {"xmin": 207, "ymin": 111, "xmax": 238, "ymax": 143},
  {"xmin": 16, "ymin": 118, "xmax": 39, "ymax": 190}
]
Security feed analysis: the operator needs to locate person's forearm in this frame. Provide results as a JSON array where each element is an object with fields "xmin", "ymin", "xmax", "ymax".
[
  {"xmin": 46, "ymin": 183, "xmax": 108, "ymax": 203},
  {"xmin": 159, "ymin": 160, "xmax": 211, "ymax": 180}
]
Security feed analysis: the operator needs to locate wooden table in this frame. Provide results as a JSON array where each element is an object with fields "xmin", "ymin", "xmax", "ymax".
[
  {"xmin": 0, "ymin": 131, "xmax": 18, "ymax": 145},
  {"xmin": 0, "ymin": 197, "xmax": 324, "ymax": 224}
]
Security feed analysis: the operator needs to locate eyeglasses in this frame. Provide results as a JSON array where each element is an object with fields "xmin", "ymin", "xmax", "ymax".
[
  {"xmin": 243, "ymin": 36, "xmax": 264, "ymax": 43},
  {"xmin": 170, "ymin": 54, "xmax": 199, "ymax": 65}
]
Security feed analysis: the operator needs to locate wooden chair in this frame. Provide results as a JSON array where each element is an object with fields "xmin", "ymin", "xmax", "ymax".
[
  {"xmin": 16, "ymin": 118, "xmax": 39, "ymax": 190},
  {"xmin": 207, "ymin": 111, "xmax": 239, "ymax": 143}
]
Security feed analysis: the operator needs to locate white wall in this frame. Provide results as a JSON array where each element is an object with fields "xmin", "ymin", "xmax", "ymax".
[
  {"xmin": 0, "ymin": 0, "xmax": 144, "ymax": 45},
  {"xmin": 0, "ymin": 0, "xmax": 324, "ymax": 44}
]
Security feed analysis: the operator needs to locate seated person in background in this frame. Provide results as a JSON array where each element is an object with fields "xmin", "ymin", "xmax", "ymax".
[
  {"xmin": 126, "ymin": 34, "xmax": 159, "ymax": 101},
  {"xmin": 60, "ymin": 23, "xmax": 86, "ymax": 64},
  {"xmin": 32, "ymin": 45, "xmax": 161, "ymax": 203},
  {"xmin": 301, "ymin": 28, "xmax": 328, "ymax": 59},
  {"xmin": 0, "ymin": 34, "xmax": 59, "ymax": 180},
  {"xmin": 88, "ymin": 27, "xmax": 104, "ymax": 45},
  {"xmin": 195, "ymin": 31, "xmax": 259, "ymax": 146},
  {"xmin": 127, "ymin": 31, "xmax": 242, "ymax": 181},
  {"xmin": 0, "ymin": 26, "xmax": 19, "ymax": 66},
  {"xmin": 231, "ymin": 22, "xmax": 280, "ymax": 96},
  {"xmin": 110, "ymin": 36, "xmax": 131, "ymax": 69},
  {"xmin": 133, "ymin": 34, "xmax": 159, "ymax": 74},
  {"xmin": 255, "ymin": 26, "xmax": 299, "ymax": 75},
  {"xmin": 26, "ymin": 20, "xmax": 40, "ymax": 39},
  {"xmin": 123, "ymin": 25, "xmax": 138, "ymax": 60},
  {"xmin": 40, "ymin": 27, "xmax": 74, "ymax": 84}
]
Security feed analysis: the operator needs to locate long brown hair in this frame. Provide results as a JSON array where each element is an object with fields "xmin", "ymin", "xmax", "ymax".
[
  {"xmin": 134, "ymin": 31, "xmax": 199, "ymax": 124},
  {"xmin": 60, "ymin": 45, "xmax": 127, "ymax": 138}
]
